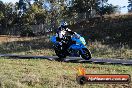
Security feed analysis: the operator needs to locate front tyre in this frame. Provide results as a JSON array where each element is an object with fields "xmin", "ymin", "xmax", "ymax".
[{"xmin": 80, "ymin": 48, "xmax": 91, "ymax": 60}]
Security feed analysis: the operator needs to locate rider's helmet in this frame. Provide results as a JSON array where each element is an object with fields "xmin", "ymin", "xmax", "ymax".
[{"xmin": 60, "ymin": 21, "xmax": 68, "ymax": 28}]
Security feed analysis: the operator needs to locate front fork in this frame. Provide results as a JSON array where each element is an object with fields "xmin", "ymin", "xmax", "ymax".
[
  {"xmin": 79, "ymin": 44, "xmax": 87, "ymax": 54},
  {"xmin": 79, "ymin": 48, "xmax": 85, "ymax": 54}
]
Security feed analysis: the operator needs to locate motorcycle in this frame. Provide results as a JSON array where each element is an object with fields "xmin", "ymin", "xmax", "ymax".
[{"xmin": 50, "ymin": 33, "xmax": 92, "ymax": 60}]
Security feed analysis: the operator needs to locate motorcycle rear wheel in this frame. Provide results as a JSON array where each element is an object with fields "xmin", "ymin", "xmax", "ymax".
[{"xmin": 55, "ymin": 48, "xmax": 66, "ymax": 58}]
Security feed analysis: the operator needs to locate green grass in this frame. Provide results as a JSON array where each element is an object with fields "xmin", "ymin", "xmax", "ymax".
[{"xmin": 0, "ymin": 57, "xmax": 132, "ymax": 88}]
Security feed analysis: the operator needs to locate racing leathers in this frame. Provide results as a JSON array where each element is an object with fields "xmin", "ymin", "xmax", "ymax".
[{"xmin": 56, "ymin": 26, "xmax": 75, "ymax": 43}]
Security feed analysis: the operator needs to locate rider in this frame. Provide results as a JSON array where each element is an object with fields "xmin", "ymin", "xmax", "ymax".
[{"xmin": 56, "ymin": 21, "xmax": 76, "ymax": 46}]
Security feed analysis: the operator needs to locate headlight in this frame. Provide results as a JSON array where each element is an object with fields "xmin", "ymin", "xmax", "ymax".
[
  {"xmin": 81, "ymin": 40, "xmax": 86, "ymax": 45},
  {"xmin": 80, "ymin": 37, "xmax": 86, "ymax": 45}
]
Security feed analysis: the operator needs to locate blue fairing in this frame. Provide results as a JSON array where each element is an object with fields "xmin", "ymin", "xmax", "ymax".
[
  {"xmin": 69, "ymin": 34, "xmax": 87, "ymax": 50},
  {"xmin": 50, "ymin": 36, "xmax": 56, "ymax": 43},
  {"xmin": 71, "ymin": 34, "xmax": 86, "ymax": 45},
  {"xmin": 50, "ymin": 34, "xmax": 87, "ymax": 54},
  {"xmin": 69, "ymin": 44, "xmax": 86, "ymax": 50}
]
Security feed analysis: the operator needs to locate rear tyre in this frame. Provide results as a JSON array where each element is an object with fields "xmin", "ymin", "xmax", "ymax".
[
  {"xmin": 55, "ymin": 49, "xmax": 66, "ymax": 58},
  {"xmin": 54, "ymin": 44, "xmax": 66, "ymax": 58},
  {"xmin": 80, "ymin": 48, "xmax": 91, "ymax": 60}
]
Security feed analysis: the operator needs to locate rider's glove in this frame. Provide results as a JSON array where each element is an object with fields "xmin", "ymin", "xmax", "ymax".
[
  {"xmin": 74, "ymin": 32, "xmax": 80, "ymax": 39},
  {"xmin": 74, "ymin": 32, "xmax": 77, "ymax": 35},
  {"xmin": 59, "ymin": 42, "xmax": 62, "ymax": 46}
]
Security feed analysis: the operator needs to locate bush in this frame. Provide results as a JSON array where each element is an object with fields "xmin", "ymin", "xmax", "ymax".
[
  {"xmin": 20, "ymin": 29, "xmax": 35, "ymax": 37},
  {"xmin": 20, "ymin": 25, "xmax": 35, "ymax": 37}
]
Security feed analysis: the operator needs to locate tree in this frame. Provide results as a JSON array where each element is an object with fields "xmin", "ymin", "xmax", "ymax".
[
  {"xmin": 95, "ymin": 0, "xmax": 107, "ymax": 15},
  {"xmin": 0, "ymin": 2, "xmax": 16, "ymax": 34},
  {"xmin": 29, "ymin": 2, "xmax": 46, "ymax": 24},
  {"xmin": 128, "ymin": 0, "xmax": 132, "ymax": 12},
  {"xmin": 69, "ymin": 0, "xmax": 96, "ymax": 19},
  {"xmin": 96, "ymin": 0, "xmax": 119, "ymax": 15},
  {"xmin": 17, "ymin": 0, "xmax": 47, "ymax": 36},
  {"xmin": 98, "ymin": 4, "xmax": 119, "ymax": 15},
  {"xmin": 18, "ymin": 0, "xmax": 31, "ymax": 12},
  {"xmin": 0, "ymin": 1, "xmax": 4, "ymax": 19},
  {"xmin": 42, "ymin": 0, "xmax": 69, "ymax": 29},
  {"xmin": 67, "ymin": 0, "xmax": 118, "ymax": 19}
]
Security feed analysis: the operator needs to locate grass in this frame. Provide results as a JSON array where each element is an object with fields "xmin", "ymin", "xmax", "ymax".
[
  {"xmin": 0, "ymin": 35, "xmax": 132, "ymax": 88},
  {"xmin": 0, "ymin": 35, "xmax": 131, "ymax": 59},
  {"xmin": 0, "ymin": 57, "xmax": 132, "ymax": 88},
  {"xmin": 88, "ymin": 41, "xmax": 132, "ymax": 59},
  {"xmin": 0, "ymin": 35, "xmax": 55, "ymax": 56},
  {"xmin": 103, "ymin": 13, "xmax": 132, "ymax": 20}
]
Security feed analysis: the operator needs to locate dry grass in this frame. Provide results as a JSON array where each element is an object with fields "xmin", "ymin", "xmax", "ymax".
[
  {"xmin": 0, "ymin": 57, "xmax": 132, "ymax": 88},
  {"xmin": 0, "ymin": 35, "xmax": 55, "ymax": 56},
  {"xmin": 88, "ymin": 41, "xmax": 132, "ymax": 59},
  {"xmin": 0, "ymin": 35, "xmax": 131, "ymax": 59},
  {"xmin": 103, "ymin": 13, "xmax": 132, "ymax": 19},
  {"xmin": 0, "ymin": 35, "xmax": 37, "ymax": 43},
  {"xmin": 0, "ymin": 35, "xmax": 132, "ymax": 88}
]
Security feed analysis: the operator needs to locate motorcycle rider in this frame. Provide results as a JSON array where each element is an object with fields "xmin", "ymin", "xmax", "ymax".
[{"xmin": 56, "ymin": 21, "xmax": 79, "ymax": 49}]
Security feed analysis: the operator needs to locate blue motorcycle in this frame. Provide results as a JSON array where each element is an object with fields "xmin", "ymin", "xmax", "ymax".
[{"xmin": 50, "ymin": 33, "xmax": 91, "ymax": 60}]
